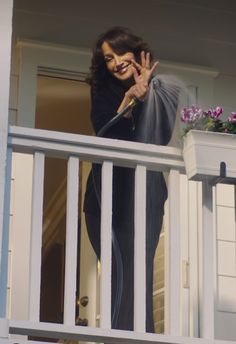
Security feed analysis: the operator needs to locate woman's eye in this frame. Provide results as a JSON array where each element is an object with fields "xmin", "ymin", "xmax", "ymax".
[{"xmin": 104, "ymin": 56, "xmax": 113, "ymax": 63}]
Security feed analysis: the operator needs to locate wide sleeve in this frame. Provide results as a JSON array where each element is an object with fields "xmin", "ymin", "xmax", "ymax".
[
  {"xmin": 90, "ymin": 87, "xmax": 135, "ymax": 140},
  {"xmin": 90, "ymin": 88, "xmax": 118, "ymax": 134},
  {"xmin": 135, "ymin": 74, "xmax": 182, "ymax": 146}
]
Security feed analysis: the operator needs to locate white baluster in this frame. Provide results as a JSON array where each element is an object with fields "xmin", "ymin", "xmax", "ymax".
[
  {"xmin": 100, "ymin": 161, "xmax": 113, "ymax": 329},
  {"xmin": 200, "ymin": 180, "xmax": 214, "ymax": 339},
  {"xmin": 64, "ymin": 157, "xmax": 79, "ymax": 325},
  {"xmin": 29, "ymin": 152, "xmax": 45, "ymax": 322},
  {"xmin": 165, "ymin": 169, "xmax": 181, "ymax": 335},
  {"xmin": 0, "ymin": 148, "xmax": 12, "ymax": 318},
  {"xmin": 134, "ymin": 165, "xmax": 147, "ymax": 332}
]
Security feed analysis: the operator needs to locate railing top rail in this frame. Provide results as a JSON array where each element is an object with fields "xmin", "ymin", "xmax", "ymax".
[
  {"xmin": 9, "ymin": 320, "xmax": 236, "ymax": 344},
  {"xmin": 8, "ymin": 125, "xmax": 185, "ymax": 173}
]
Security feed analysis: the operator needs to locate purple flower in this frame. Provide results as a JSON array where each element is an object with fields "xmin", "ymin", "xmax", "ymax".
[
  {"xmin": 181, "ymin": 105, "xmax": 204, "ymax": 123},
  {"xmin": 213, "ymin": 106, "xmax": 223, "ymax": 118},
  {"xmin": 181, "ymin": 104, "xmax": 236, "ymax": 135},
  {"xmin": 205, "ymin": 106, "xmax": 223, "ymax": 119},
  {"xmin": 227, "ymin": 112, "xmax": 236, "ymax": 122}
]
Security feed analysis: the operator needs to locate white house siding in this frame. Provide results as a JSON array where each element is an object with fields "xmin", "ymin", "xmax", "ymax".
[
  {"xmin": 215, "ymin": 184, "xmax": 236, "ymax": 340},
  {"xmin": 212, "ymin": 75, "xmax": 236, "ymax": 341}
]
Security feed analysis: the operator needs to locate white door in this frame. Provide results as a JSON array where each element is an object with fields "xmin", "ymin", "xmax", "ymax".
[{"xmin": 9, "ymin": 41, "xmax": 98, "ymax": 328}]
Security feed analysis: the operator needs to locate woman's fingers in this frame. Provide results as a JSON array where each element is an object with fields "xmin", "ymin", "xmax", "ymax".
[
  {"xmin": 128, "ymin": 82, "xmax": 148, "ymax": 101},
  {"xmin": 131, "ymin": 52, "xmax": 159, "ymax": 83},
  {"xmin": 144, "ymin": 51, "xmax": 150, "ymax": 69},
  {"xmin": 150, "ymin": 61, "xmax": 159, "ymax": 75},
  {"xmin": 132, "ymin": 66, "xmax": 139, "ymax": 82},
  {"xmin": 141, "ymin": 51, "xmax": 146, "ymax": 68},
  {"xmin": 131, "ymin": 59, "xmax": 142, "ymax": 72}
]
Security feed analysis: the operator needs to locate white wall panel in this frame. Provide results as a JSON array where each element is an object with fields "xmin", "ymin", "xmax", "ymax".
[
  {"xmin": 215, "ymin": 181, "xmax": 236, "ymax": 340},
  {"xmin": 216, "ymin": 206, "xmax": 235, "ymax": 242},
  {"xmin": 217, "ymin": 276, "xmax": 236, "ymax": 312},
  {"xmin": 9, "ymin": 153, "xmax": 33, "ymax": 320},
  {"xmin": 216, "ymin": 184, "xmax": 235, "ymax": 207},
  {"xmin": 217, "ymin": 241, "xmax": 236, "ymax": 277}
]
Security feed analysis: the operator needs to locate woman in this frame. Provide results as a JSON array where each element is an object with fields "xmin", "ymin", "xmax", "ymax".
[{"xmin": 83, "ymin": 26, "xmax": 178, "ymax": 332}]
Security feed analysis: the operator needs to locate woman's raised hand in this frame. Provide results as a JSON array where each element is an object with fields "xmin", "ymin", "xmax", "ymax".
[
  {"xmin": 132, "ymin": 51, "xmax": 159, "ymax": 85},
  {"xmin": 125, "ymin": 51, "xmax": 158, "ymax": 102}
]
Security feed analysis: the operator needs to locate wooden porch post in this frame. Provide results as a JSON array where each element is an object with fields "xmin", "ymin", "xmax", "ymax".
[
  {"xmin": 200, "ymin": 181, "xmax": 215, "ymax": 339},
  {"xmin": 0, "ymin": 0, "xmax": 14, "ymax": 333},
  {"xmin": 165, "ymin": 169, "xmax": 181, "ymax": 335}
]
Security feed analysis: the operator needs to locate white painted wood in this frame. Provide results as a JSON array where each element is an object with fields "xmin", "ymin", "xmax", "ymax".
[
  {"xmin": 217, "ymin": 241, "xmax": 236, "ymax": 277},
  {"xmin": 214, "ymin": 184, "xmax": 236, "ymax": 340},
  {"xmin": 16, "ymin": 40, "xmax": 90, "ymax": 127},
  {"xmin": 215, "ymin": 312, "xmax": 236, "ymax": 342},
  {"xmin": 8, "ymin": 126, "xmax": 184, "ymax": 173},
  {"xmin": 188, "ymin": 181, "xmax": 200, "ymax": 337},
  {"xmin": 134, "ymin": 165, "xmax": 146, "ymax": 332},
  {"xmin": 179, "ymin": 175, "xmax": 189, "ymax": 336},
  {"xmin": 217, "ymin": 276, "xmax": 236, "ymax": 312},
  {"xmin": 8, "ymin": 153, "xmax": 33, "ymax": 322},
  {"xmin": 8, "ymin": 319, "xmax": 236, "ymax": 344},
  {"xmin": 0, "ymin": 149, "xmax": 12, "ymax": 320},
  {"xmin": 5, "ymin": 122, "xmax": 236, "ymax": 340},
  {"xmin": 200, "ymin": 181, "xmax": 214, "ymax": 339},
  {"xmin": 165, "ymin": 170, "xmax": 181, "ymax": 335},
  {"xmin": 64, "ymin": 157, "xmax": 79, "ymax": 325},
  {"xmin": 0, "ymin": 0, "xmax": 14, "ymax": 318},
  {"xmin": 29, "ymin": 152, "xmax": 45, "ymax": 322},
  {"xmin": 216, "ymin": 206, "xmax": 235, "ymax": 242},
  {"xmin": 183, "ymin": 130, "xmax": 236, "ymax": 181},
  {"xmin": 100, "ymin": 161, "xmax": 113, "ymax": 329},
  {"xmin": 216, "ymin": 184, "xmax": 235, "ymax": 207}
]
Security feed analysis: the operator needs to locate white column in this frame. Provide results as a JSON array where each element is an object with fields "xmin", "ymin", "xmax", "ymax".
[
  {"xmin": 165, "ymin": 169, "xmax": 181, "ymax": 335},
  {"xmin": 0, "ymin": 149, "xmax": 12, "ymax": 318},
  {"xmin": 0, "ymin": 0, "xmax": 14, "ymax": 325},
  {"xmin": 189, "ymin": 181, "xmax": 200, "ymax": 337},
  {"xmin": 199, "ymin": 180, "xmax": 214, "ymax": 339},
  {"xmin": 64, "ymin": 157, "xmax": 79, "ymax": 325},
  {"xmin": 29, "ymin": 152, "xmax": 45, "ymax": 322},
  {"xmin": 100, "ymin": 161, "xmax": 113, "ymax": 329},
  {"xmin": 134, "ymin": 165, "xmax": 146, "ymax": 332}
]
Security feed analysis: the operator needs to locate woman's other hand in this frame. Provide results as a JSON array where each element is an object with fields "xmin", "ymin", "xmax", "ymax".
[{"xmin": 125, "ymin": 81, "xmax": 148, "ymax": 102}]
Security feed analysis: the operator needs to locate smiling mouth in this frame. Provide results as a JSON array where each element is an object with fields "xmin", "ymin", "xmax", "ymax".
[{"xmin": 114, "ymin": 61, "xmax": 132, "ymax": 73}]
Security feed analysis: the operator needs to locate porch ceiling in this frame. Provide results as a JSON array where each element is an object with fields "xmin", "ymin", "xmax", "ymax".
[{"xmin": 13, "ymin": 0, "xmax": 236, "ymax": 76}]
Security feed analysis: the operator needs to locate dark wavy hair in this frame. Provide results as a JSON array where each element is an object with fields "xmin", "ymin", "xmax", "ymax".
[{"xmin": 88, "ymin": 26, "xmax": 153, "ymax": 91}]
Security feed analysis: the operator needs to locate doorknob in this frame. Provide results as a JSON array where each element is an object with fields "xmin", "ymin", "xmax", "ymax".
[{"xmin": 77, "ymin": 295, "xmax": 89, "ymax": 307}]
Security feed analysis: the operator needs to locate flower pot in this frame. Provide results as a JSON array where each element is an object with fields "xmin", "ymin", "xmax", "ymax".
[{"xmin": 182, "ymin": 130, "xmax": 236, "ymax": 182}]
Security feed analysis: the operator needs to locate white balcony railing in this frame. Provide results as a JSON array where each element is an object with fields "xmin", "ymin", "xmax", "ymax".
[{"xmin": 0, "ymin": 125, "xmax": 233, "ymax": 344}]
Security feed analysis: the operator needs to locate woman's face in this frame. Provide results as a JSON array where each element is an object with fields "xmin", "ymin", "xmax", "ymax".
[{"xmin": 101, "ymin": 41, "xmax": 135, "ymax": 82}]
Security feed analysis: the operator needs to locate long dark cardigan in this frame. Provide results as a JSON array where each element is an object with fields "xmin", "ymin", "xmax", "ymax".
[{"xmin": 83, "ymin": 76, "xmax": 177, "ymax": 332}]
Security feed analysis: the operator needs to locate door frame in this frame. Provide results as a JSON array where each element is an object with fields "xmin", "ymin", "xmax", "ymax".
[
  {"xmin": 16, "ymin": 39, "xmax": 91, "ymax": 127},
  {"xmin": 11, "ymin": 40, "xmax": 99, "ymax": 326}
]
